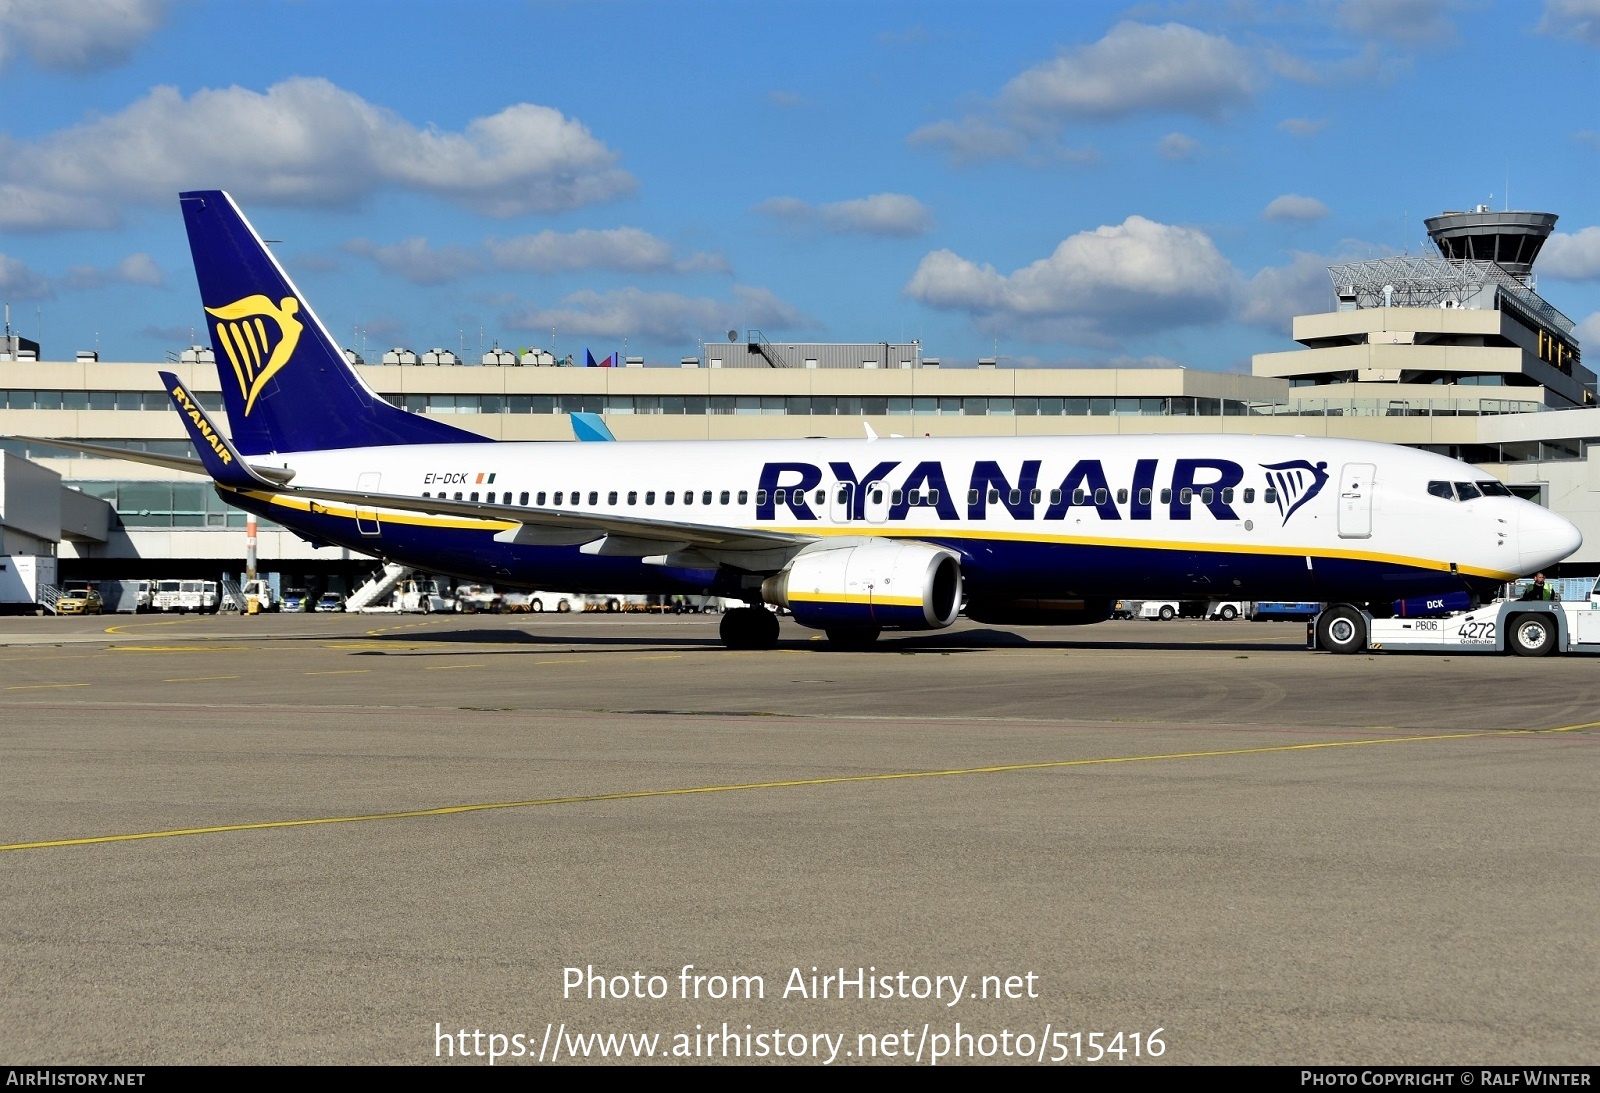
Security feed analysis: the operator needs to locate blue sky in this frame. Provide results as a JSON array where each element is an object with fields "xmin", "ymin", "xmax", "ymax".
[{"xmin": 2, "ymin": 0, "xmax": 1598, "ymax": 371}]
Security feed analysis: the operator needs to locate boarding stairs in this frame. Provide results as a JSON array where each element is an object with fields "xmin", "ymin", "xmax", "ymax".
[
  {"xmin": 219, "ymin": 577, "xmax": 246, "ymax": 613},
  {"xmin": 34, "ymin": 583, "xmax": 61, "ymax": 615},
  {"xmin": 347, "ymin": 563, "xmax": 412, "ymax": 612}
]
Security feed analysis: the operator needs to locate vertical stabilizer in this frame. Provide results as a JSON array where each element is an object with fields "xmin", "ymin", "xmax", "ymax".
[{"xmin": 179, "ymin": 190, "xmax": 488, "ymax": 455}]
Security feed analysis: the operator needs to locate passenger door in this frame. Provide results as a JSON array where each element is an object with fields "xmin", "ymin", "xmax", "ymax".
[{"xmin": 1337, "ymin": 463, "xmax": 1374, "ymax": 539}]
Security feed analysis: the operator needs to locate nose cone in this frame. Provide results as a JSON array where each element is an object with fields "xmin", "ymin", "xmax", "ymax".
[{"xmin": 1518, "ymin": 504, "xmax": 1583, "ymax": 572}]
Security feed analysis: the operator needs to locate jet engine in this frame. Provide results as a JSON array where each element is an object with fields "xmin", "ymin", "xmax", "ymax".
[{"xmin": 761, "ymin": 539, "xmax": 962, "ymax": 631}]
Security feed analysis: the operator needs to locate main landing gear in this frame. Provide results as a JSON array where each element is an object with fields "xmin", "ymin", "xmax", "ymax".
[{"xmin": 720, "ymin": 606, "xmax": 780, "ymax": 650}]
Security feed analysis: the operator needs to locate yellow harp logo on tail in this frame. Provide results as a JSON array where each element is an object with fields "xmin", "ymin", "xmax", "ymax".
[{"xmin": 205, "ymin": 295, "xmax": 303, "ymax": 416}]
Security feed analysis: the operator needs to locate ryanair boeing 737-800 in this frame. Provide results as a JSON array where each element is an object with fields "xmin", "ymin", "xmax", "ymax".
[{"xmin": 16, "ymin": 191, "xmax": 1583, "ymax": 651}]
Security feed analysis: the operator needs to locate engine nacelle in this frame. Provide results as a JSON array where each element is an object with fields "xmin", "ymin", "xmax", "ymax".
[{"xmin": 761, "ymin": 539, "xmax": 962, "ymax": 631}]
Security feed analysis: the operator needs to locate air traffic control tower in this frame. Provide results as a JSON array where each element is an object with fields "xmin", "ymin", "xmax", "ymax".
[{"xmin": 1254, "ymin": 205, "xmax": 1594, "ymax": 412}]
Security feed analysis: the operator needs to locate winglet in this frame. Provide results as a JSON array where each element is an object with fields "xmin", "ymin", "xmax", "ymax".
[
  {"xmin": 570, "ymin": 412, "xmax": 616, "ymax": 442},
  {"xmin": 159, "ymin": 370, "xmax": 279, "ymax": 489}
]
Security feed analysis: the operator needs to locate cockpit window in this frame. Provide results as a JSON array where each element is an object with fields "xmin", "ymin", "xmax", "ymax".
[
  {"xmin": 1476, "ymin": 480, "xmax": 1512, "ymax": 497},
  {"xmin": 1453, "ymin": 482, "xmax": 1482, "ymax": 500},
  {"xmin": 1427, "ymin": 481, "xmax": 1453, "ymax": 500}
]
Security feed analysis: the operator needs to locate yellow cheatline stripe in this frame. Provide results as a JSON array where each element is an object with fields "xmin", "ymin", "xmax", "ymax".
[
  {"xmin": 225, "ymin": 487, "xmax": 1517, "ymax": 583},
  {"xmin": 787, "ymin": 590, "xmax": 923, "ymax": 607},
  {"xmin": 5, "ymin": 721, "xmax": 1595, "ymax": 854}
]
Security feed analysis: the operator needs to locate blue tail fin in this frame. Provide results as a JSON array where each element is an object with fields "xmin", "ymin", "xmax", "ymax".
[{"xmin": 180, "ymin": 190, "xmax": 487, "ymax": 455}]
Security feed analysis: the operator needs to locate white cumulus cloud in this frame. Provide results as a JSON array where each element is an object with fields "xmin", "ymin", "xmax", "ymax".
[
  {"xmin": 905, "ymin": 215, "xmax": 1238, "ymax": 345},
  {"xmin": 1539, "ymin": 226, "xmax": 1600, "ymax": 279},
  {"xmin": 754, "ymin": 193, "xmax": 932, "ymax": 237},
  {"xmin": 1239, "ymin": 252, "xmax": 1338, "ymax": 334},
  {"xmin": 0, "ymin": 0, "xmax": 164, "ymax": 72},
  {"xmin": 505, "ymin": 285, "xmax": 814, "ymax": 346},
  {"xmin": 343, "ymin": 238, "xmax": 481, "ymax": 285},
  {"xmin": 1263, "ymin": 194, "xmax": 1331, "ymax": 222},
  {"xmin": 0, "ymin": 77, "xmax": 635, "ymax": 231},
  {"xmin": 1001, "ymin": 22, "xmax": 1256, "ymax": 121},
  {"xmin": 1537, "ymin": 0, "xmax": 1600, "ymax": 43},
  {"xmin": 0, "ymin": 252, "xmax": 52, "ymax": 299},
  {"xmin": 1157, "ymin": 133, "xmax": 1200, "ymax": 161},
  {"xmin": 487, "ymin": 227, "xmax": 725, "ymax": 273}
]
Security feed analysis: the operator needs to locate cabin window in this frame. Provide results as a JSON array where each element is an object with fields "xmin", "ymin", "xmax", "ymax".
[
  {"xmin": 756, "ymin": 490, "xmax": 767, "ymax": 506},
  {"xmin": 1263, "ymin": 488, "xmax": 1277, "ymax": 504},
  {"xmin": 588, "ymin": 491, "xmax": 598, "ymax": 505},
  {"xmin": 988, "ymin": 489, "xmax": 1000, "ymax": 504},
  {"xmin": 1454, "ymin": 481, "xmax": 1482, "ymax": 500},
  {"xmin": 470, "ymin": 492, "xmax": 480, "ymax": 502},
  {"xmin": 1478, "ymin": 480, "xmax": 1512, "ymax": 497},
  {"xmin": 1029, "ymin": 488, "xmax": 1041, "ymax": 504},
  {"xmin": 891, "ymin": 490, "xmax": 903, "ymax": 505},
  {"xmin": 1200, "ymin": 487, "xmax": 1213, "ymax": 505},
  {"xmin": 928, "ymin": 490, "xmax": 940, "ymax": 505},
  {"xmin": 1221, "ymin": 488, "xmax": 1233, "ymax": 504},
  {"xmin": 772, "ymin": 489, "xmax": 784, "ymax": 505},
  {"xmin": 645, "ymin": 491, "xmax": 656, "ymax": 505},
  {"xmin": 1179, "ymin": 488, "xmax": 1193, "ymax": 505},
  {"xmin": 453, "ymin": 492, "xmax": 463, "ymax": 500},
  {"xmin": 536, "ymin": 492, "xmax": 546, "ymax": 506},
  {"xmin": 1427, "ymin": 481, "xmax": 1454, "ymax": 500},
  {"xmin": 1050, "ymin": 489, "xmax": 1062, "ymax": 505},
  {"xmin": 738, "ymin": 490, "xmax": 748, "ymax": 505},
  {"xmin": 813, "ymin": 489, "xmax": 824, "ymax": 506},
  {"xmin": 681, "ymin": 490, "xmax": 693, "ymax": 506},
  {"xmin": 552, "ymin": 492, "xmax": 562, "ymax": 506},
  {"xmin": 608, "ymin": 491, "xmax": 618, "ymax": 505},
  {"xmin": 1139, "ymin": 488, "xmax": 1152, "ymax": 506},
  {"xmin": 1243, "ymin": 488, "xmax": 1255, "ymax": 503},
  {"xmin": 720, "ymin": 490, "xmax": 730, "ymax": 504},
  {"xmin": 1117, "ymin": 489, "xmax": 1128, "ymax": 505},
  {"xmin": 1095, "ymin": 488, "xmax": 1109, "ymax": 506},
  {"xmin": 665, "ymin": 491, "xmax": 676, "ymax": 505},
  {"xmin": 870, "ymin": 488, "xmax": 883, "ymax": 505},
  {"xmin": 1072, "ymin": 489, "xmax": 1085, "ymax": 506},
  {"xmin": 1160, "ymin": 488, "xmax": 1172, "ymax": 504},
  {"xmin": 1008, "ymin": 489, "xmax": 1021, "ymax": 506},
  {"xmin": 519, "ymin": 492, "xmax": 529, "ymax": 506},
  {"xmin": 421, "ymin": 491, "xmax": 430, "ymax": 498}
]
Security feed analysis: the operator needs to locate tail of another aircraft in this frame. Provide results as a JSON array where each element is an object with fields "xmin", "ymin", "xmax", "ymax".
[{"xmin": 179, "ymin": 190, "xmax": 486, "ymax": 455}]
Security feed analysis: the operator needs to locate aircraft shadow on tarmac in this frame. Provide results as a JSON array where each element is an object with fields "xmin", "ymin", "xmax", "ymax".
[{"xmin": 351, "ymin": 625, "xmax": 1304, "ymax": 656}]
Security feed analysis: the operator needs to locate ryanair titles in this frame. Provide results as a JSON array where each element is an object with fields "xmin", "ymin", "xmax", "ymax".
[
  {"xmin": 756, "ymin": 457, "xmax": 1328, "ymax": 525},
  {"xmin": 168, "ymin": 382, "xmax": 234, "ymax": 466}
]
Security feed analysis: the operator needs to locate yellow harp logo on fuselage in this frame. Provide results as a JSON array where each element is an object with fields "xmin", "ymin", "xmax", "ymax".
[{"xmin": 205, "ymin": 295, "xmax": 303, "ymax": 417}]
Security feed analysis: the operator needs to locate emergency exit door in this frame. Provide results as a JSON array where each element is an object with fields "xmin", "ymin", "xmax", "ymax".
[{"xmin": 356, "ymin": 472, "xmax": 381, "ymax": 536}]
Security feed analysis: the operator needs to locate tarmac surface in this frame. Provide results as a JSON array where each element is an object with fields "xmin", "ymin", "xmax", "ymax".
[{"xmin": 1, "ymin": 611, "xmax": 1596, "ymax": 1066}]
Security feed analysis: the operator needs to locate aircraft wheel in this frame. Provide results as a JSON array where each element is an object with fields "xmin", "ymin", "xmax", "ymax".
[
  {"xmin": 1158, "ymin": 604, "xmax": 1176, "ymax": 621},
  {"xmin": 1316, "ymin": 605, "xmax": 1366, "ymax": 654},
  {"xmin": 1508, "ymin": 613, "xmax": 1557, "ymax": 658},
  {"xmin": 1218, "ymin": 604, "xmax": 1238, "ymax": 621},
  {"xmin": 720, "ymin": 607, "xmax": 779, "ymax": 650},
  {"xmin": 825, "ymin": 625, "xmax": 881, "ymax": 650}
]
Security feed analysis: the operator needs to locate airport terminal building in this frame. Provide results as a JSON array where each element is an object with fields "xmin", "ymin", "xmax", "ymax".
[{"xmin": 1, "ymin": 205, "xmax": 1596, "ymax": 602}]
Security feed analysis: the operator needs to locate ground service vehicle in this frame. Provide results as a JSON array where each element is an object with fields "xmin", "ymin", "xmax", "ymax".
[
  {"xmin": 154, "ymin": 579, "xmax": 219, "ymax": 613},
  {"xmin": 56, "ymin": 587, "xmax": 103, "ymax": 615},
  {"xmin": 395, "ymin": 579, "xmax": 455, "ymax": 613},
  {"xmin": 1311, "ymin": 580, "xmax": 1600, "ymax": 656}
]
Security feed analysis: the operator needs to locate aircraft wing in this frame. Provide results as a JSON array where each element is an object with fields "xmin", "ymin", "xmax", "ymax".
[
  {"xmin": 250, "ymin": 480, "xmax": 812, "ymax": 555},
  {"xmin": 5, "ymin": 434, "xmax": 296, "ymax": 484}
]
